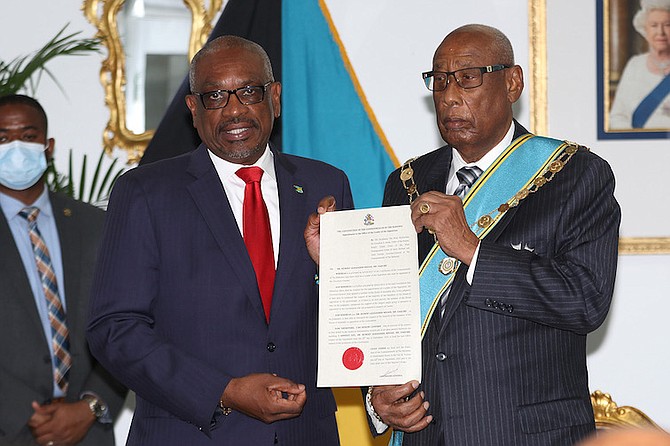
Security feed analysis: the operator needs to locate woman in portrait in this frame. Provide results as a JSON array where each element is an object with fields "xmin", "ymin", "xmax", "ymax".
[{"xmin": 609, "ymin": 0, "xmax": 670, "ymax": 130}]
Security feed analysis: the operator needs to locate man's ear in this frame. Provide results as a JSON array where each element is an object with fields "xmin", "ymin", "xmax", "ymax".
[
  {"xmin": 271, "ymin": 82, "xmax": 282, "ymax": 118},
  {"xmin": 185, "ymin": 95, "xmax": 198, "ymax": 126},
  {"xmin": 506, "ymin": 65, "xmax": 524, "ymax": 104},
  {"xmin": 45, "ymin": 138, "xmax": 55, "ymax": 160}
]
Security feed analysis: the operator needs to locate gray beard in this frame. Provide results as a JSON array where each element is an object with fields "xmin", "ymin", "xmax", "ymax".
[{"xmin": 226, "ymin": 144, "xmax": 264, "ymax": 160}]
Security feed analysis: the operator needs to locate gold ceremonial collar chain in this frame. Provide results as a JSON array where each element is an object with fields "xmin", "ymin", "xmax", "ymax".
[
  {"xmin": 400, "ymin": 141, "xmax": 582, "ymax": 275},
  {"xmin": 470, "ymin": 142, "xmax": 580, "ymax": 234}
]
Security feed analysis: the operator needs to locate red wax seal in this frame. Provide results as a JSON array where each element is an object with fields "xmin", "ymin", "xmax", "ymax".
[{"xmin": 342, "ymin": 347, "xmax": 364, "ymax": 370}]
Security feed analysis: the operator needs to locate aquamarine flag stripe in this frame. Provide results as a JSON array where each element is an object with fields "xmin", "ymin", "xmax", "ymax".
[{"xmin": 281, "ymin": 0, "xmax": 396, "ymax": 209}]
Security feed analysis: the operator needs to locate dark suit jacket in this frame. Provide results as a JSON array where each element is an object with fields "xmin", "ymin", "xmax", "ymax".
[
  {"xmin": 381, "ymin": 123, "xmax": 620, "ymax": 446},
  {"xmin": 0, "ymin": 192, "xmax": 127, "ymax": 446},
  {"xmin": 87, "ymin": 146, "xmax": 353, "ymax": 445}
]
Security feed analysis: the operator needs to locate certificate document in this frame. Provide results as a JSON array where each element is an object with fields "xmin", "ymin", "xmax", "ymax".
[{"xmin": 317, "ymin": 206, "xmax": 421, "ymax": 387}]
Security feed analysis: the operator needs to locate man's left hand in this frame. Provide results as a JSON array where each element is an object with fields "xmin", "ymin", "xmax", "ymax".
[
  {"xmin": 370, "ymin": 381, "xmax": 432, "ymax": 433},
  {"xmin": 28, "ymin": 400, "xmax": 95, "ymax": 446},
  {"xmin": 411, "ymin": 191, "xmax": 479, "ymax": 265}
]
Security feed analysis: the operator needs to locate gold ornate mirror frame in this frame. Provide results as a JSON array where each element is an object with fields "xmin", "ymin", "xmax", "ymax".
[{"xmin": 82, "ymin": 0, "xmax": 222, "ymax": 163}]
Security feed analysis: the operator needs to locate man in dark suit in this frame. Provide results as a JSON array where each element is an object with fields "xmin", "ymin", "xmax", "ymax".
[
  {"xmin": 362, "ymin": 25, "xmax": 620, "ymax": 445},
  {"xmin": 0, "ymin": 95, "xmax": 127, "ymax": 445},
  {"xmin": 86, "ymin": 36, "xmax": 352, "ymax": 445}
]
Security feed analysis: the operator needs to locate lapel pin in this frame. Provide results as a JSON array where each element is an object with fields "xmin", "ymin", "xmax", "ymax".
[
  {"xmin": 63, "ymin": 208, "xmax": 72, "ymax": 217},
  {"xmin": 293, "ymin": 185, "xmax": 304, "ymax": 194}
]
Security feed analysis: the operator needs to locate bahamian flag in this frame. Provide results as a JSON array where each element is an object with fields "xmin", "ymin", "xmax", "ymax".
[{"xmin": 281, "ymin": 0, "xmax": 397, "ymax": 207}]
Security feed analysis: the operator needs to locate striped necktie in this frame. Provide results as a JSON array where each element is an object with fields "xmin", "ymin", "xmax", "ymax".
[
  {"xmin": 453, "ymin": 165, "xmax": 483, "ymax": 199},
  {"xmin": 19, "ymin": 206, "xmax": 71, "ymax": 393}
]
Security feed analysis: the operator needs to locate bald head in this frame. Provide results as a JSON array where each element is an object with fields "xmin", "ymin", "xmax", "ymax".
[
  {"xmin": 189, "ymin": 36, "xmax": 274, "ymax": 92},
  {"xmin": 438, "ymin": 24, "xmax": 515, "ymax": 67}
]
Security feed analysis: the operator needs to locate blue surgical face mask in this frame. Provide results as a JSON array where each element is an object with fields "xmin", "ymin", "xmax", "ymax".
[{"xmin": 0, "ymin": 140, "xmax": 48, "ymax": 190}]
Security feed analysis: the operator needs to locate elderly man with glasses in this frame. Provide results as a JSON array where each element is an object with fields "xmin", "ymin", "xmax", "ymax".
[{"xmin": 362, "ymin": 24, "xmax": 621, "ymax": 446}]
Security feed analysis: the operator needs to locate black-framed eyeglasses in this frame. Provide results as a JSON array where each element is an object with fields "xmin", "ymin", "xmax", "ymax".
[
  {"xmin": 422, "ymin": 65, "xmax": 510, "ymax": 91},
  {"xmin": 192, "ymin": 82, "xmax": 273, "ymax": 110}
]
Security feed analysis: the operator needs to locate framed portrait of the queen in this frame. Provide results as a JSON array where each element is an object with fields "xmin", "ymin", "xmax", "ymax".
[{"xmin": 597, "ymin": 0, "xmax": 670, "ymax": 139}]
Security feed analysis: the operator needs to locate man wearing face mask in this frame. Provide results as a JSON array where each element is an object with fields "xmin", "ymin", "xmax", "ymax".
[{"xmin": 0, "ymin": 94, "xmax": 126, "ymax": 446}]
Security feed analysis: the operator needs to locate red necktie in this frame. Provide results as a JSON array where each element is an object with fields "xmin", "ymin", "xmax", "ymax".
[{"xmin": 236, "ymin": 167, "xmax": 275, "ymax": 323}]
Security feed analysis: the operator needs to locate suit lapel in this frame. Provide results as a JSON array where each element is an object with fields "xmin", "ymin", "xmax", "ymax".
[
  {"xmin": 422, "ymin": 146, "xmax": 452, "ymax": 194},
  {"xmin": 270, "ymin": 150, "xmax": 307, "ymax": 319},
  {"xmin": 0, "ymin": 209, "xmax": 44, "ymax": 334},
  {"xmin": 437, "ymin": 268, "xmax": 468, "ymax": 336},
  {"xmin": 417, "ymin": 147, "xmax": 453, "ymax": 260},
  {"xmin": 50, "ymin": 193, "xmax": 84, "ymax": 334},
  {"xmin": 186, "ymin": 146, "xmax": 266, "ymax": 320}
]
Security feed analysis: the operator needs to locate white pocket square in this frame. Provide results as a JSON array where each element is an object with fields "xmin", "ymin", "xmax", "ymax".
[{"xmin": 511, "ymin": 242, "xmax": 534, "ymax": 252}]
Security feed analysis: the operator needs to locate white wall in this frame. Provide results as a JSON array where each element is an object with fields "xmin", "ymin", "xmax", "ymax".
[
  {"xmin": 2, "ymin": 0, "xmax": 668, "ymax": 439},
  {"xmin": 587, "ymin": 254, "xmax": 670, "ymax": 429}
]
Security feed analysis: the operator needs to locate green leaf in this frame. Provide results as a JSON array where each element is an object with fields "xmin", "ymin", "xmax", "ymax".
[
  {"xmin": 78, "ymin": 154, "xmax": 88, "ymax": 201},
  {"xmin": 95, "ymin": 155, "xmax": 119, "ymax": 203},
  {"xmin": 47, "ymin": 148, "xmax": 125, "ymax": 209},
  {"xmin": 88, "ymin": 148, "xmax": 104, "ymax": 203},
  {"xmin": 45, "ymin": 157, "xmax": 69, "ymax": 194},
  {"xmin": 0, "ymin": 24, "xmax": 100, "ymax": 96},
  {"xmin": 66, "ymin": 149, "xmax": 74, "ymax": 197}
]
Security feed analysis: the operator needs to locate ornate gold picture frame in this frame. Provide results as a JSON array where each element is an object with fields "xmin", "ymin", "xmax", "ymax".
[
  {"xmin": 597, "ymin": 0, "xmax": 670, "ymax": 139},
  {"xmin": 82, "ymin": 0, "xmax": 222, "ymax": 163}
]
